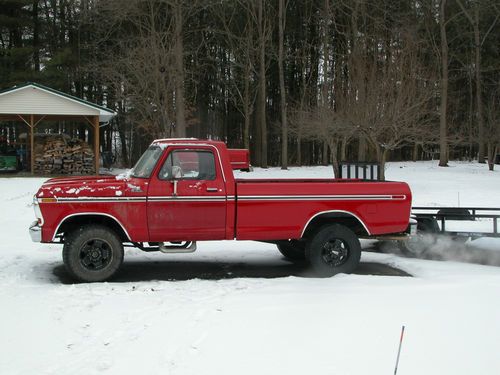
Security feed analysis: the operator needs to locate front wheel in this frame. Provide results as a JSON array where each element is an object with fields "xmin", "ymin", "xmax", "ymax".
[
  {"xmin": 305, "ymin": 224, "xmax": 361, "ymax": 277},
  {"xmin": 63, "ymin": 225, "xmax": 124, "ymax": 282}
]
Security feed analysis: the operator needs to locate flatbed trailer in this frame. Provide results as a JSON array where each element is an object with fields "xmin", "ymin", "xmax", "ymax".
[{"xmin": 399, "ymin": 206, "xmax": 500, "ymax": 256}]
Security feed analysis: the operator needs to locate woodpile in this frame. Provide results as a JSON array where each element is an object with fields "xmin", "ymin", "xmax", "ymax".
[{"xmin": 33, "ymin": 135, "xmax": 95, "ymax": 175}]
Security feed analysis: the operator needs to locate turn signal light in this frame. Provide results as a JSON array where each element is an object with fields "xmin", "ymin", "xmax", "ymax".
[{"xmin": 40, "ymin": 198, "xmax": 57, "ymax": 203}]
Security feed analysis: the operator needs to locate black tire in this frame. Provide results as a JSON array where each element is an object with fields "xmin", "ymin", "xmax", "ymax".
[
  {"xmin": 276, "ymin": 240, "xmax": 306, "ymax": 261},
  {"xmin": 63, "ymin": 225, "xmax": 124, "ymax": 282},
  {"xmin": 305, "ymin": 224, "xmax": 361, "ymax": 277},
  {"xmin": 398, "ymin": 220, "xmax": 437, "ymax": 257}
]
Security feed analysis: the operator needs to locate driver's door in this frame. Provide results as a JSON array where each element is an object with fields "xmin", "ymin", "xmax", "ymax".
[{"xmin": 147, "ymin": 147, "xmax": 227, "ymax": 241}]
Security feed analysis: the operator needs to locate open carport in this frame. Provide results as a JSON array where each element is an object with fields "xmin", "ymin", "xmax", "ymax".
[{"xmin": 0, "ymin": 82, "xmax": 116, "ymax": 174}]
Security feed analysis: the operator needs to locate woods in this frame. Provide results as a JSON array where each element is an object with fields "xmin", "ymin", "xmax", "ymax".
[{"xmin": 1, "ymin": 0, "xmax": 499, "ymax": 171}]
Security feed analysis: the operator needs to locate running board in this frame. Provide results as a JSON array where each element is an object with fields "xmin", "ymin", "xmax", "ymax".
[{"xmin": 159, "ymin": 241, "xmax": 197, "ymax": 253}]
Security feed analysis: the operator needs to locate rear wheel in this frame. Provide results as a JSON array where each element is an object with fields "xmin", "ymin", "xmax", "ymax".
[
  {"xmin": 305, "ymin": 224, "xmax": 361, "ymax": 277},
  {"xmin": 276, "ymin": 240, "xmax": 306, "ymax": 261},
  {"xmin": 63, "ymin": 225, "xmax": 124, "ymax": 282}
]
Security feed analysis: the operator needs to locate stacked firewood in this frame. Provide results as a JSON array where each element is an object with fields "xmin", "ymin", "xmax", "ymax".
[{"xmin": 33, "ymin": 135, "xmax": 95, "ymax": 175}]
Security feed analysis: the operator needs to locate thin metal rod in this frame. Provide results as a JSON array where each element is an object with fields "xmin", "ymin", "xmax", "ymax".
[
  {"xmin": 30, "ymin": 114, "xmax": 34, "ymax": 174},
  {"xmin": 394, "ymin": 325, "xmax": 405, "ymax": 375}
]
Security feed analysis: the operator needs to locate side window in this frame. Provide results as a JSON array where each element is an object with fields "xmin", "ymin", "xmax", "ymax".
[{"xmin": 159, "ymin": 150, "xmax": 216, "ymax": 180}]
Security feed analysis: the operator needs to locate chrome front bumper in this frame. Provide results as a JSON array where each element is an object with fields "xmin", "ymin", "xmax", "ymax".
[{"xmin": 29, "ymin": 221, "xmax": 42, "ymax": 242}]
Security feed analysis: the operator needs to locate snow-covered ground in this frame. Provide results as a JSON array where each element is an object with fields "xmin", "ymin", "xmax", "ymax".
[{"xmin": 1, "ymin": 161, "xmax": 500, "ymax": 375}]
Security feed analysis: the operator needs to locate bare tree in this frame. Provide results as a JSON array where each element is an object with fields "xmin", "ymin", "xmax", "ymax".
[
  {"xmin": 219, "ymin": 0, "xmax": 270, "ymax": 166},
  {"xmin": 88, "ymin": 0, "xmax": 194, "ymax": 141},
  {"xmin": 485, "ymin": 90, "xmax": 500, "ymax": 171},
  {"xmin": 215, "ymin": 1, "xmax": 259, "ymax": 151},
  {"xmin": 173, "ymin": 0, "xmax": 186, "ymax": 137},
  {"xmin": 319, "ymin": 0, "xmax": 331, "ymax": 165},
  {"xmin": 257, "ymin": 0, "xmax": 268, "ymax": 167},
  {"xmin": 278, "ymin": 0, "xmax": 288, "ymax": 169},
  {"xmin": 289, "ymin": 105, "xmax": 353, "ymax": 177},
  {"xmin": 343, "ymin": 27, "xmax": 436, "ymax": 179},
  {"xmin": 456, "ymin": 0, "xmax": 499, "ymax": 163},
  {"xmin": 439, "ymin": 0, "xmax": 449, "ymax": 166}
]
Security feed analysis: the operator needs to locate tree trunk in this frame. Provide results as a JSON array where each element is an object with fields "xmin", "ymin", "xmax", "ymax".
[
  {"xmin": 375, "ymin": 147, "xmax": 388, "ymax": 181},
  {"xmin": 254, "ymin": 107, "xmax": 262, "ymax": 166},
  {"xmin": 487, "ymin": 143, "xmax": 498, "ymax": 171},
  {"xmin": 340, "ymin": 137, "xmax": 348, "ymax": 161},
  {"xmin": 118, "ymin": 122, "xmax": 129, "ymax": 167},
  {"xmin": 381, "ymin": 149, "xmax": 389, "ymax": 181},
  {"xmin": 412, "ymin": 143, "xmax": 419, "ymax": 162},
  {"xmin": 322, "ymin": 142, "xmax": 328, "ymax": 165},
  {"xmin": 33, "ymin": 0, "xmax": 40, "ymax": 72},
  {"xmin": 474, "ymin": 6, "xmax": 485, "ymax": 163},
  {"xmin": 439, "ymin": 0, "xmax": 449, "ymax": 167},
  {"xmin": 329, "ymin": 140, "xmax": 339, "ymax": 178},
  {"xmin": 278, "ymin": 0, "xmax": 287, "ymax": 169},
  {"xmin": 456, "ymin": 0, "xmax": 485, "ymax": 162},
  {"xmin": 243, "ymin": 59, "xmax": 251, "ymax": 151},
  {"xmin": 174, "ymin": 1, "xmax": 186, "ymax": 138},
  {"xmin": 321, "ymin": 0, "xmax": 330, "ymax": 167},
  {"xmin": 358, "ymin": 137, "xmax": 366, "ymax": 161},
  {"xmin": 468, "ymin": 65, "xmax": 474, "ymax": 160},
  {"xmin": 243, "ymin": 104, "xmax": 250, "ymax": 151},
  {"xmin": 257, "ymin": 0, "xmax": 267, "ymax": 168},
  {"xmin": 297, "ymin": 136, "xmax": 302, "ymax": 166}
]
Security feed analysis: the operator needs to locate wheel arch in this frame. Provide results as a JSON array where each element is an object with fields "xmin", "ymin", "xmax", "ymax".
[
  {"xmin": 301, "ymin": 210, "xmax": 370, "ymax": 239},
  {"xmin": 53, "ymin": 213, "xmax": 131, "ymax": 242}
]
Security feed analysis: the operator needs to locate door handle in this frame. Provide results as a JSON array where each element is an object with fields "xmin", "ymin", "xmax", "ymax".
[{"xmin": 206, "ymin": 187, "xmax": 218, "ymax": 192}]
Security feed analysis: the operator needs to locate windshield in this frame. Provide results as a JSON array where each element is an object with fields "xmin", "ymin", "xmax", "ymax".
[{"xmin": 130, "ymin": 145, "xmax": 164, "ymax": 178}]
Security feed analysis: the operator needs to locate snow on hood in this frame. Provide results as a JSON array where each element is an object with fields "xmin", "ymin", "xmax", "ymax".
[{"xmin": 37, "ymin": 175, "xmax": 131, "ymax": 198}]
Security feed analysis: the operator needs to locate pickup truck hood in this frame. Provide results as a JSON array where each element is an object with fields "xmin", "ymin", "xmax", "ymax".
[{"xmin": 37, "ymin": 174, "xmax": 147, "ymax": 199}]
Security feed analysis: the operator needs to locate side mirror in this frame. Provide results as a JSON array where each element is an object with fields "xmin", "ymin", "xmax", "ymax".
[{"xmin": 172, "ymin": 166, "xmax": 183, "ymax": 179}]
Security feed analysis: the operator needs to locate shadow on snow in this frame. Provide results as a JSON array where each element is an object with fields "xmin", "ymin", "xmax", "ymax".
[{"xmin": 52, "ymin": 258, "xmax": 411, "ymax": 284}]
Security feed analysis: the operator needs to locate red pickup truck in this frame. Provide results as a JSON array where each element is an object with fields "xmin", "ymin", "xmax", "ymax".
[{"xmin": 30, "ymin": 139, "xmax": 414, "ymax": 282}]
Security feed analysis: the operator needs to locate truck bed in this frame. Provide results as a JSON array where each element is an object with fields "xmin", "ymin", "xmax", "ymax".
[{"xmin": 234, "ymin": 179, "xmax": 412, "ymax": 240}]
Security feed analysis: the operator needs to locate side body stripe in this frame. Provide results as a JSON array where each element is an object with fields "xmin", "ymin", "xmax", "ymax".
[{"xmin": 42, "ymin": 194, "xmax": 405, "ymax": 203}]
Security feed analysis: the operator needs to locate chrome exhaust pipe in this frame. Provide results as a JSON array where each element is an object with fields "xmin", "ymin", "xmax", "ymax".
[{"xmin": 159, "ymin": 241, "xmax": 197, "ymax": 253}]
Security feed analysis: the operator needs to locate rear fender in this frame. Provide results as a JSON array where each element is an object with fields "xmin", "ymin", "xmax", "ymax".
[{"xmin": 302, "ymin": 210, "xmax": 370, "ymax": 239}]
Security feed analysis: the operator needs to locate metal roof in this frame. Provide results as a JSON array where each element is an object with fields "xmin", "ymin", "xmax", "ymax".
[{"xmin": 0, "ymin": 82, "xmax": 116, "ymax": 122}]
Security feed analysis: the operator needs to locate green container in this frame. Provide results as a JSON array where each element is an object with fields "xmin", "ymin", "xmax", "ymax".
[{"xmin": 0, "ymin": 155, "xmax": 18, "ymax": 171}]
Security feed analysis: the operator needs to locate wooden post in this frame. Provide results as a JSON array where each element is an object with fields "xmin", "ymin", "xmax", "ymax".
[
  {"xmin": 30, "ymin": 114, "xmax": 34, "ymax": 174},
  {"xmin": 94, "ymin": 116, "xmax": 100, "ymax": 174}
]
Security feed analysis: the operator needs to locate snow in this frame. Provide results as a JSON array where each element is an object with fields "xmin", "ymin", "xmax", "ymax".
[
  {"xmin": 115, "ymin": 169, "xmax": 132, "ymax": 181},
  {"xmin": 1, "ymin": 160, "xmax": 500, "ymax": 375}
]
